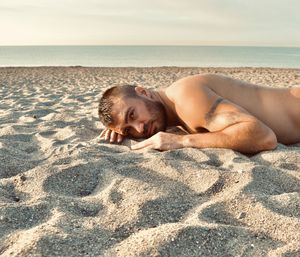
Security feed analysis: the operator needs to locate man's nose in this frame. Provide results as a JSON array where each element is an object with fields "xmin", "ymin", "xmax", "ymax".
[{"xmin": 133, "ymin": 121, "xmax": 145, "ymax": 134}]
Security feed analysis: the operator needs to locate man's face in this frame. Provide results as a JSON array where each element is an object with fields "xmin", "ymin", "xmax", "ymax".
[{"xmin": 109, "ymin": 96, "xmax": 167, "ymax": 138}]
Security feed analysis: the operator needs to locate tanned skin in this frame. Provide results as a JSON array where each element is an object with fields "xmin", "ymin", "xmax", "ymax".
[{"xmin": 100, "ymin": 74, "xmax": 300, "ymax": 154}]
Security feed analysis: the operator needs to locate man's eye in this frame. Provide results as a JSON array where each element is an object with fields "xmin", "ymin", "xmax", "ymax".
[
  {"xmin": 124, "ymin": 128, "xmax": 130, "ymax": 135},
  {"xmin": 129, "ymin": 110, "xmax": 134, "ymax": 119}
]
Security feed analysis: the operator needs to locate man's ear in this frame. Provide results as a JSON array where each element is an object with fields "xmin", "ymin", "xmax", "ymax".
[{"xmin": 135, "ymin": 86, "xmax": 151, "ymax": 98}]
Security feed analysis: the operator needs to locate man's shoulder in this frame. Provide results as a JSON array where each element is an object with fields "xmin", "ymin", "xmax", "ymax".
[
  {"xmin": 163, "ymin": 73, "xmax": 228, "ymax": 131},
  {"xmin": 166, "ymin": 74, "xmax": 210, "ymax": 101}
]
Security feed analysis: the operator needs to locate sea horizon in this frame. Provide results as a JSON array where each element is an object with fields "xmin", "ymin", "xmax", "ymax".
[{"xmin": 0, "ymin": 45, "xmax": 299, "ymax": 68}]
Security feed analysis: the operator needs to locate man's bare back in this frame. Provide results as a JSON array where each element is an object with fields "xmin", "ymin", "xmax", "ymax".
[
  {"xmin": 98, "ymin": 74, "xmax": 300, "ymax": 153},
  {"xmin": 170, "ymin": 74, "xmax": 300, "ymax": 144}
]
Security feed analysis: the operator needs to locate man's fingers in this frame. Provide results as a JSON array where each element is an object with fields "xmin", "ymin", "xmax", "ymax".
[
  {"xmin": 110, "ymin": 131, "xmax": 117, "ymax": 142},
  {"xmin": 100, "ymin": 129, "xmax": 107, "ymax": 138},
  {"xmin": 100, "ymin": 128, "xmax": 124, "ymax": 144},
  {"xmin": 104, "ymin": 129, "xmax": 112, "ymax": 140},
  {"xmin": 117, "ymin": 134, "xmax": 123, "ymax": 143},
  {"xmin": 111, "ymin": 132, "xmax": 124, "ymax": 143}
]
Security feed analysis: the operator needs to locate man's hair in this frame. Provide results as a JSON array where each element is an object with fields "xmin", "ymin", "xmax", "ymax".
[{"xmin": 98, "ymin": 84, "xmax": 137, "ymax": 126}]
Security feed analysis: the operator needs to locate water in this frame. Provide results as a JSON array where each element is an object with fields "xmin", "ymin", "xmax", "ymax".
[{"xmin": 0, "ymin": 45, "xmax": 299, "ymax": 68}]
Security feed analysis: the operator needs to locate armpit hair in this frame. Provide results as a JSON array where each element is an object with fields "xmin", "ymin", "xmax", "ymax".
[
  {"xmin": 205, "ymin": 110, "xmax": 253, "ymax": 132},
  {"xmin": 205, "ymin": 97, "xmax": 224, "ymax": 122}
]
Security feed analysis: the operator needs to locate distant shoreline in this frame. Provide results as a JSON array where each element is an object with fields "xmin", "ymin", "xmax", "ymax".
[
  {"xmin": 0, "ymin": 66, "xmax": 299, "ymax": 69},
  {"xmin": 1, "ymin": 45, "xmax": 299, "ymax": 68}
]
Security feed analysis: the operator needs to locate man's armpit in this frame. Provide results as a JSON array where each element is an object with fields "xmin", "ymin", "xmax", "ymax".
[
  {"xmin": 205, "ymin": 97, "xmax": 224, "ymax": 122},
  {"xmin": 204, "ymin": 110, "xmax": 253, "ymax": 132}
]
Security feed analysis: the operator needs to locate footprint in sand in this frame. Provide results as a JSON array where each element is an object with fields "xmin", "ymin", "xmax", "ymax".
[{"xmin": 43, "ymin": 163, "xmax": 103, "ymax": 197}]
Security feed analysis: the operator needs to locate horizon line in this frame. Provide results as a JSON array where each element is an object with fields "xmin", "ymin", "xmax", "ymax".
[{"xmin": 0, "ymin": 44, "xmax": 299, "ymax": 48}]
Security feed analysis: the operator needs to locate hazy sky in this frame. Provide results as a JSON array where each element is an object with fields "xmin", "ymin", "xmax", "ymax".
[{"xmin": 0, "ymin": 0, "xmax": 299, "ymax": 46}]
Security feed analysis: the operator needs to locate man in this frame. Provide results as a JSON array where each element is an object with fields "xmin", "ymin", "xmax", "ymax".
[{"xmin": 98, "ymin": 74, "xmax": 300, "ymax": 154}]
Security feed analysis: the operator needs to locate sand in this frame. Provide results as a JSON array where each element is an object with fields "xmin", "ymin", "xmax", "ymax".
[{"xmin": 0, "ymin": 67, "xmax": 299, "ymax": 257}]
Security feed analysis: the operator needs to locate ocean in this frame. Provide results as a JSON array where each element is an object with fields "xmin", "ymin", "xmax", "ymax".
[{"xmin": 0, "ymin": 45, "xmax": 299, "ymax": 68}]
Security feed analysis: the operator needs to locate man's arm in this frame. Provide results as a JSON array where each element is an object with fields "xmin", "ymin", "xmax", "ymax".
[
  {"xmin": 181, "ymin": 119, "xmax": 277, "ymax": 153},
  {"xmin": 132, "ymin": 83, "xmax": 277, "ymax": 153},
  {"xmin": 131, "ymin": 121, "xmax": 277, "ymax": 153}
]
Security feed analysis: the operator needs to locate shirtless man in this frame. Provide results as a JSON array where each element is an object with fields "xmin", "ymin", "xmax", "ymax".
[{"xmin": 98, "ymin": 74, "xmax": 300, "ymax": 154}]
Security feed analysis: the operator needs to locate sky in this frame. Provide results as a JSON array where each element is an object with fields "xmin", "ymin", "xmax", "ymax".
[{"xmin": 0, "ymin": 0, "xmax": 299, "ymax": 46}]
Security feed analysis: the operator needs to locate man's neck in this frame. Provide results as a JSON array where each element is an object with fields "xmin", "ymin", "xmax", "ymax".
[{"xmin": 151, "ymin": 89, "xmax": 181, "ymax": 127}]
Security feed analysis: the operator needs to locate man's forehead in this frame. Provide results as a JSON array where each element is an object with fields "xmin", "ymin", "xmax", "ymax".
[
  {"xmin": 110, "ymin": 111, "xmax": 125, "ymax": 131},
  {"xmin": 109, "ymin": 98, "xmax": 131, "ymax": 132}
]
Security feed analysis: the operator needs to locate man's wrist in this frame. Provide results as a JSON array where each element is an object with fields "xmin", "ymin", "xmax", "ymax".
[{"xmin": 181, "ymin": 134, "xmax": 192, "ymax": 148}]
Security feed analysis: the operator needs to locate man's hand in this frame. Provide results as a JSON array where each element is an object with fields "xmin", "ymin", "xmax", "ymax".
[
  {"xmin": 131, "ymin": 132, "xmax": 185, "ymax": 151},
  {"xmin": 99, "ymin": 128, "xmax": 124, "ymax": 143}
]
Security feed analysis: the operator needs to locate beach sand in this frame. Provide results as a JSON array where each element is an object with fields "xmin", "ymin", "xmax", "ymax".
[{"xmin": 0, "ymin": 67, "xmax": 299, "ymax": 257}]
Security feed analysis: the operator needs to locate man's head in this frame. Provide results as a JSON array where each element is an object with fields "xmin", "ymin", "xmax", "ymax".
[{"xmin": 98, "ymin": 84, "xmax": 167, "ymax": 138}]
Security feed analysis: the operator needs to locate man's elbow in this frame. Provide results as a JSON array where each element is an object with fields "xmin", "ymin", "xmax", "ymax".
[{"xmin": 261, "ymin": 130, "xmax": 278, "ymax": 151}]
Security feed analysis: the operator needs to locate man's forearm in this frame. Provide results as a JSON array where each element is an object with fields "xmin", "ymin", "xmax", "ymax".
[{"xmin": 182, "ymin": 121, "xmax": 278, "ymax": 154}]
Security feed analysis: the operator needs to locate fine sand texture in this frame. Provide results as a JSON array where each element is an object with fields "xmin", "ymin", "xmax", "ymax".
[{"xmin": 0, "ymin": 67, "xmax": 299, "ymax": 257}]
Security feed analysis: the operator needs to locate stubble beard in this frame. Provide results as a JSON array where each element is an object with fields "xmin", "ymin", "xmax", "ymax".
[{"xmin": 144, "ymin": 98, "xmax": 168, "ymax": 135}]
